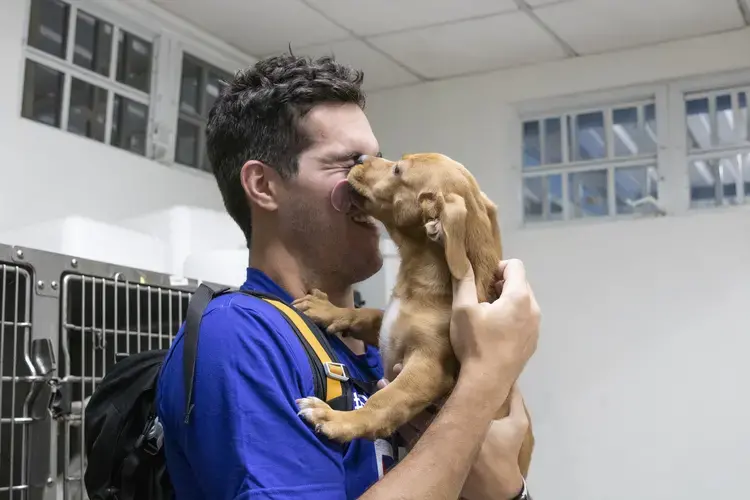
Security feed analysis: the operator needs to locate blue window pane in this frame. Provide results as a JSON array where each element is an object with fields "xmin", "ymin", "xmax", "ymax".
[
  {"xmin": 742, "ymin": 93, "xmax": 749, "ymax": 143},
  {"xmin": 523, "ymin": 175, "xmax": 563, "ymax": 222},
  {"xmin": 574, "ymin": 112, "xmax": 606, "ymax": 161},
  {"xmin": 689, "ymin": 158, "xmax": 740, "ymax": 208},
  {"xmin": 615, "ymin": 165, "xmax": 659, "ymax": 215},
  {"xmin": 716, "ymin": 94, "xmax": 735, "ymax": 146},
  {"xmin": 569, "ymin": 170, "xmax": 608, "ymax": 218},
  {"xmin": 544, "ymin": 117, "xmax": 562, "ymax": 164},
  {"xmin": 686, "ymin": 98, "xmax": 710, "ymax": 150},
  {"xmin": 613, "ymin": 106, "xmax": 656, "ymax": 157},
  {"xmin": 523, "ymin": 121, "xmax": 541, "ymax": 169}
]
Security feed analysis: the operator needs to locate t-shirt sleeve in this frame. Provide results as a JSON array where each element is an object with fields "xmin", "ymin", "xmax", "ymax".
[{"xmin": 181, "ymin": 300, "xmax": 347, "ymax": 500}]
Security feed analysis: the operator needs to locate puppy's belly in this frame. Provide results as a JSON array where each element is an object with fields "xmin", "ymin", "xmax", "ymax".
[{"xmin": 379, "ymin": 296, "xmax": 402, "ymax": 378}]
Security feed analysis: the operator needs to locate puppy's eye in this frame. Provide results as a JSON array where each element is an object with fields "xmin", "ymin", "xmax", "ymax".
[{"xmin": 393, "ymin": 164, "xmax": 401, "ymax": 176}]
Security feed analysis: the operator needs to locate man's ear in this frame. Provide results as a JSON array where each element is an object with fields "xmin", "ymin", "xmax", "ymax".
[
  {"xmin": 241, "ymin": 160, "xmax": 280, "ymax": 211},
  {"xmin": 419, "ymin": 191, "xmax": 470, "ymax": 280}
]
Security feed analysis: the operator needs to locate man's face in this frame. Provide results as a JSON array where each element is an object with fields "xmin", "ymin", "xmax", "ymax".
[{"xmin": 277, "ymin": 102, "xmax": 383, "ymax": 288}]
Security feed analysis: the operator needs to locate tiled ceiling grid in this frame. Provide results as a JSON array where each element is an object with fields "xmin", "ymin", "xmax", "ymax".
[{"xmin": 152, "ymin": 0, "xmax": 750, "ymax": 90}]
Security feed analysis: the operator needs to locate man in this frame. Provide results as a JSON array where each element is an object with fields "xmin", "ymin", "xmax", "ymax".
[{"xmin": 156, "ymin": 54, "xmax": 540, "ymax": 500}]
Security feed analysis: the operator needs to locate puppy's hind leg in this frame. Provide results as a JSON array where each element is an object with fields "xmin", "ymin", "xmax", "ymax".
[{"xmin": 297, "ymin": 353, "xmax": 455, "ymax": 443}]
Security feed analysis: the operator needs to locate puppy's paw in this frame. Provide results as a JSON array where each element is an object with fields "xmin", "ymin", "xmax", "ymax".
[
  {"xmin": 424, "ymin": 219, "xmax": 444, "ymax": 245},
  {"xmin": 296, "ymin": 397, "xmax": 361, "ymax": 442},
  {"xmin": 293, "ymin": 289, "xmax": 351, "ymax": 332}
]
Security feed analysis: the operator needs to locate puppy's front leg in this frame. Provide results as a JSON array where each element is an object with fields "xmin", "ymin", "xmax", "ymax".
[
  {"xmin": 297, "ymin": 351, "xmax": 456, "ymax": 442},
  {"xmin": 293, "ymin": 289, "xmax": 383, "ymax": 347}
]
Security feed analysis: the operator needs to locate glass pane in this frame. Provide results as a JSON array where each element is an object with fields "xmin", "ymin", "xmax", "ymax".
[
  {"xmin": 21, "ymin": 60, "xmax": 63, "ymax": 128},
  {"xmin": 73, "ymin": 10, "xmax": 113, "ymax": 77},
  {"xmin": 116, "ymin": 31, "xmax": 152, "ymax": 93},
  {"xmin": 615, "ymin": 165, "xmax": 659, "ymax": 215},
  {"xmin": 740, "ymin": 92, "xmax": 748, "ymax": 143},
  {"xmin": 686, "ymin": 98, "xmax": 710, "ymax": 150},
  {"xmin": 716, "ymin": 94, "xmax": 735, "ymax": 146},
  {"xmin": 543, "ymin": 117, "xmax": 562, "ymax": 164},
  {"xmin": 522, "ymin": 175, "xmax": 563, "ymax": 222},
  {"xmin": 743, "ymin": 153, "xmax": 750, "ymax": 201},
  {"xmin": 203, "ymin": 70, "xmax": 230, "ymax": 118},
  {"xmin": 522, "ymin": 121, "xmax": 541, "ymax": 169},
  {"xmin": 689, "ymin": 157, "xmax": 741, "ymax": 208},
  {"xmin": 67, "ymin": 78, "xmax": 107, "ymax": 142},
  {"xmin": 175, "ymin": 119, "xmax": 200, "ymax": 167},
  {"xmin": 27, "ymin": 0, "xmax": 69, "ymax": 59},
  {"xmin": 613, "ymin": 105, "xmax": 657, "ymax": 157},
  {"xmin": 111, "ymin": 95, "xmax": 148, "ymax": 156},
  {"xmin": 574, "ymin": 112, "xmax": 606, "ymax": 161},
  {"xmin": 179, "ymin": 56, "xmax": 201, "ymax": 115},
  {"xmin": 569, "ymin": 170, "xmax": 608, "ymax": 218}
]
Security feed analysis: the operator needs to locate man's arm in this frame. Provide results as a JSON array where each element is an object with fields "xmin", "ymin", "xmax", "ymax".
[
  {"xmin": 362, "ymin": 259, "xmax": 540, "ymax": 500},
  {"xmin": 164, "ymin": 299, "xmax": 348, "ymax": 500},
  {"xmin": 360, "ymin": 367, "xmax": 513, "ymax": 500}
]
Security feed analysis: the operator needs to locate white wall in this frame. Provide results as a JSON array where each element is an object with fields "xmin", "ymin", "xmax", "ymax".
[
  {"xmin": 0, "ymin": 0, "xmax": 225, "ymax": 233},
  {"xmin": 365, "ymin": 29, "xmax": 750, "ymax": 500}
]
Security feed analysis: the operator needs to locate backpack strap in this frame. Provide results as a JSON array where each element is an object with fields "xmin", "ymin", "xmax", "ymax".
[
  {"xmin": 257, "ymin": 295, "xmax": 353, "ymax": 412},
  {"xmin": 183, "ymin": 283, "xmax": 230, "ymax": 423},
  {"xmin": 181, "ymin": 284, "xmax": 358, "ymax": 423}
]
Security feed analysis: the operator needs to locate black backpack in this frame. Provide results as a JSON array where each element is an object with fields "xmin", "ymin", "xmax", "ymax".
[{"xmin": 83, "ymin": 283, "xmax": 370, "ymax": 500}]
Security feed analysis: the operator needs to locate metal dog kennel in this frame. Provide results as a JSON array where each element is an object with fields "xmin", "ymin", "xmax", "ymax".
[{"xmin": 0, "ymin": 242, "xmax": 206, "ymax": 500}]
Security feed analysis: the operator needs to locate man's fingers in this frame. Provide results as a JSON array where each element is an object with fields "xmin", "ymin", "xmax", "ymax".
[
  {"xmin": 497, "ymin": 259, "xmax": 529, "ymax": 299},
  {"xmin": 376, "ymin": 378, "xmax": 389, "ymax": 390},
  {"xmin": 507, "ymin": 383, "xmax": 526, "ymax": 419},
  {"xmin": 452, "ymin": 263, "xmax": 479, "ymax": 309}
]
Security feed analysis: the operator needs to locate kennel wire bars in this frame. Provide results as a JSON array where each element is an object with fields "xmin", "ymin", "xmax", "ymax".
[{"xmin": 0, "ymin": 243, "xmax": 208, "ymax": 500}]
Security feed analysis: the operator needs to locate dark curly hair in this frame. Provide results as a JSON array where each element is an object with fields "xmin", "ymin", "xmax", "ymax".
[{"xmin": 206, "ymin": 54, "xmax": 366, "ymax": 244}]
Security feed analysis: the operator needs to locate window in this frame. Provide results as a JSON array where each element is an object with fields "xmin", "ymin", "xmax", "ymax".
[
  {"xmin": 175, "ymin": 54, "xmax": 232, "ymax": 171},
  {"xmin": 684, "ymin": 87, "xmax": 750, "ymax": 208},
  {"xmin": 21, "ymin": 0, "xmax": 154, "ymax": 156},
  {"xmin": 521, "ymin": 100, "xmax": 660, "ymax": 223}
]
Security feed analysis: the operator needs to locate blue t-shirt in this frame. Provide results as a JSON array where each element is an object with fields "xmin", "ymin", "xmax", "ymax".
[{"xmin": 156, "ymin": 268, "xmax": 395, "ymax": 499}]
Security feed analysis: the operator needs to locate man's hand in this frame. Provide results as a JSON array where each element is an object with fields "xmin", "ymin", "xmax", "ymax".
[
  {"xmin": 392, "ymin": 383, "xmax": 530, "ymax": 500},
  {"xmin": 450, "ymin": 259, "xmax": 540, "ymax": 391},
  {"xmin": 378, "ymin": 259, "xmax": 540, "ymax": 499},
  {"xmin": 461, "ymin": 384, "xmax": 529, "ymax": 500}
]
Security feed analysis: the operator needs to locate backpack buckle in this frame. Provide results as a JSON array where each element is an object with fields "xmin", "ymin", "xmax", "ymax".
[
  {"xmin": 135, "ymin": 416, "xmax": 164, "ymax": 456},
  {"xmin": 324, "ymin": 362, "xmax": 349, "ymax": 382}
]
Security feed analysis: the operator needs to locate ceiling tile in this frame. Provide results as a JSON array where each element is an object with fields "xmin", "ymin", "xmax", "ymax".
[
  {"xmin": 535, "ymin": 0, "xmax": 745, "ymax": 55},
  {"xmin": 525, "ymin": 0, "xmax": 574, "ymax": 7},
  {"xmin": 152, "ymin": 0, "xmax": 350, "ymax": 56},
  {"xmin": 305, "ymin": 0, "xmax": 518, "ymax": 36},
  {"xmin": 368, "ymin": 12, "xmax": 568, "ymax": 79},
  {"xmin": 272, "ymin": 40, "xmax": 421, "ymax": 91}
]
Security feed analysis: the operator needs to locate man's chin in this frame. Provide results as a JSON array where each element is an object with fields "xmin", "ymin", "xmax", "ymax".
[{"xmin": 350, "ymin": 251, "xmax": 384, "ymax": 285}]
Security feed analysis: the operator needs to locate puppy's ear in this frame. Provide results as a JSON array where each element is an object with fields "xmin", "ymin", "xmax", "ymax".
[
  {"xmin": 479, "ymin": 191, "xmax": 503, "ymax": 259},
  {"xmin": 419, "ymin": 191, "xmax": 470, "ymax": 280}
]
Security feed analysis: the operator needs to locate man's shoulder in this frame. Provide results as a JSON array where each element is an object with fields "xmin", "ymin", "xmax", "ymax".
[{"xmin": 157, "ymin": 291, "xmax": 316, "ymax": 418}]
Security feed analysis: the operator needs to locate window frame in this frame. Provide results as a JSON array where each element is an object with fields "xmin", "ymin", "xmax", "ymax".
[
  {"xmin": 670, "ymin": 70, "xmax": 750, "ymax": 211},
  {"xmin": 171, "ymin": 47, "xmax": 237, "ymax": 172},
  {"xmin": 16, "ymin": 0, "xmax": 254, "ymax": 174},
  {"xmin": 513, "ymin": 69, "xmax": 750, "ymax": 230},
  {"xmin": 513, "ymin": 82, "xmax": 669, "ymax": 228},
  {"xmin": 19, "ymin": 0, "xmax": 161, "ymax": 156},
  {"xmin": 154, "ymin": 34, "xmax": 247, "ymax": 175}
]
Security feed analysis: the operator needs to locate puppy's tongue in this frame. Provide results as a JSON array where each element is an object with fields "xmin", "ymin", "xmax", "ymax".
[{"xmin": 331, "ymin": 179, "xmax": 353, "ymax": 213}]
